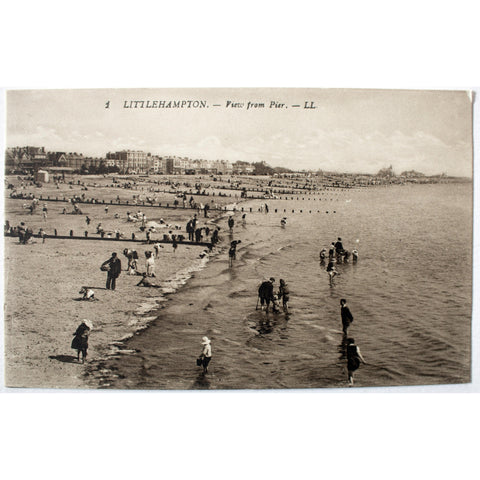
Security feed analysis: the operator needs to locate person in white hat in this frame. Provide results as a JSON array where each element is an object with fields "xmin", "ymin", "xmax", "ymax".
[
  {"xmin": 71, "ymin": 319, "xmax": 93, "ymax": 363},
  {"xmin": 198, "ymin": 336, "xmax": 212, "ymax": 374}
]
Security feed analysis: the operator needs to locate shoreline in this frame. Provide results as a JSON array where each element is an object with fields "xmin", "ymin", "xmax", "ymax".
[{"xmin": 3, "ymin": 186, "xmax": 248, "ymax": 389}]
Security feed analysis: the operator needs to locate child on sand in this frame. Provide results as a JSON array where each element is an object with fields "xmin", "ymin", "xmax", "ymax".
[{"xmin": 71, "ymin": 319, "xmax": 92, "ymax": 363}]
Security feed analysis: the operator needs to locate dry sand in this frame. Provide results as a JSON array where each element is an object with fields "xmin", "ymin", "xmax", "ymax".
[{"xmin": 3, "ymin": 175, "xmax": 239, "ymax": 389}]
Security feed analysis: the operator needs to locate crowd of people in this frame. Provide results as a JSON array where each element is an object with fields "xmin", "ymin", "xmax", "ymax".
[
  {"xmin": 320, "ymin": 237, "xmax": 359, "ymax": 286},
  {"xmin": 257, "ymin": 277, "xmax": 290, "ymax": 314},
  {"xmin": 6, "ymin": 174, "xmax": 368, "ymax": 386}
]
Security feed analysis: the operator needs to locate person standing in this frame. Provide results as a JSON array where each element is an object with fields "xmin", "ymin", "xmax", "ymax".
[
  {"xmin": 327, "ymin": 258, "xmax": 337, "ymax": 285},
  {"xmin": 145, "ymin": 251, "xmax": 156, "ymax": 277},
  {"xmin": 186, "ymin": 219, "xmax": 194, "ymax": 241},
  {"xmin": 198, "ymin": 336, "xmax": 212, "ymax": 374},
  {"xmin": 38, "ymin": 228, "xmax": 46, "ymax": 243},
  {"xmin": 17, "ymin": 222, "xmax": 26, "ymax": 244},
  {"xmin": 278, "ymin": 279, "xmax": 290, "ymax": 313},
  {"xmin": 102, "ymin": 252, "xmax": 122, "ymax": 290},
  {"xmin": 228, "ymin": 215, "xmax": 234, "ymax": 232},
  {"xmin": 71, "ymin": 319, "xmax": 92, "ymax": 363},
  {"xmin": 346, "ymin": 337, "xmax": 366, "ymax": 385},
  {"xmin": 335, "ymin": 237, "xmax": 344, "ymax": 255},
  {"xmin": 258, "ymin": 278, "xmax": 277, "ymax": 312},
  {"xmin": 123, "ymin": 248, "xmax": 134, "ymax": 269},
  {"xmin": 340, "ymin": 298, "xmax": 354, "ymax": 334},
  {"xmin": 228, "ymin": 240, "xmax": 241, "ymax": 267}
]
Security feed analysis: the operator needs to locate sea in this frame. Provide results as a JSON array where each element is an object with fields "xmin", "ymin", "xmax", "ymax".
[{"xmin": 87, "ymin": 182, "xmax": 473, "ymax": 390}]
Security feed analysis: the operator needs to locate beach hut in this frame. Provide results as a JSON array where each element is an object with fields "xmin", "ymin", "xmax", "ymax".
[{"xmin": 35, "ymin": 170, "xmax": 49, "ymax": 183}]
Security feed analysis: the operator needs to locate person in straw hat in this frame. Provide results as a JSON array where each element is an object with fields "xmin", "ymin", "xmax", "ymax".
[
  {"xmin": 198, "ymin": 336, "xmax": 212, "ymax": 374},
  {"xmin": 71, "ymin": 319, "xmax": 93, "ymax": 363}
]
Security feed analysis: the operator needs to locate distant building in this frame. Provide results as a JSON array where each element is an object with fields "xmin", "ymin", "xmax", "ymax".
[
  {"xmin": 163, "ymin": 157, "xmax": 186, "ymax": 175},
  {"xmin": 106, "ymin": 150, "xmax": 150, "ymax": 173},
  {"xmin": 64, "ymin": 152, "xmax": 87, "ymax": 171},
  {"xmin": 5, "ymin": 146, "xmax": 48, "ymax": 172},
  {"xmin": 232, "ymin": 161, "xmax": 254, "ymax": 175},
  {"xmin": 151, "ymin": 156, "xmax": 167, "ymax": 174},
  {"xmin": 48, "ymin": 152, "xmax": 67, "ymax": 167}
]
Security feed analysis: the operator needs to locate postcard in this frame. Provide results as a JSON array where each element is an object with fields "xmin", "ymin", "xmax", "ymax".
[{"xmin": 3, "ymin": 88, "xmax": 474, "ymax": 389}]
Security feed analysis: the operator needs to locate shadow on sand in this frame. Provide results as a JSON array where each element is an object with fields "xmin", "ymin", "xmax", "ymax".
[{"xmin": 49, "ymin": 354, "xmax": 79, "ymax": 364}]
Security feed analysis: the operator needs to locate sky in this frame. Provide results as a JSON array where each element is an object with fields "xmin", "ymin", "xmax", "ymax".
[{"xmin": 6, "ymin": 88, "xmax": 474, "ymax": 177}]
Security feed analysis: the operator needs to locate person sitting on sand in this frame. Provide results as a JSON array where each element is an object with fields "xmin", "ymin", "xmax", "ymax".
[
  {"xmin": 71, "ymin": 319, "xmax": 92, "ymax": 363},
  {"xmin": 79, "ymin": 286, "xmax": 97, "ymax": 301},
  {"xmin": 127, "ymin": 259, "xmax": 139, "ymax": 275},
  {"xmin": 320, "ymin": 248, "xmax": 327, "ymax": 260},
  {"xmin": 346, "ymin": 337, "xmax": 366, "ymax": 385},
  {"xmin": 280, "ymin": 217, "xmax": 287, "ymax": 227},
  {"xmin": 136, "ymin": 273, "xmax": 161, "ymax": 288}
]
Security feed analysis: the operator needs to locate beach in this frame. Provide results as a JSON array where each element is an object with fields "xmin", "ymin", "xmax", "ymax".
[
  {"xmin": 3, "ymin": 174, "xmax": 472, "ymax": 390},
  {"xmin": 3, "ymin": 174, "xmax": 240, "ymax": 388}
]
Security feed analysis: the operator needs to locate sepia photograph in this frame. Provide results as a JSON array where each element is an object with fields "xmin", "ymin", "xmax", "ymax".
[{"xmin": 3, "ymin": 87, "xmax": 474, "ymax": 390}]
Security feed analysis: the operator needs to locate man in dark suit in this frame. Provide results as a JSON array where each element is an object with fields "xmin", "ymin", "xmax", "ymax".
[
  {"xmin": 340, "ymin": 298, "xmax": 354, "ymax": 335},
  {"xmin": 102, "ymin": 252, "xmax": 122, "ymax": 290}
]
